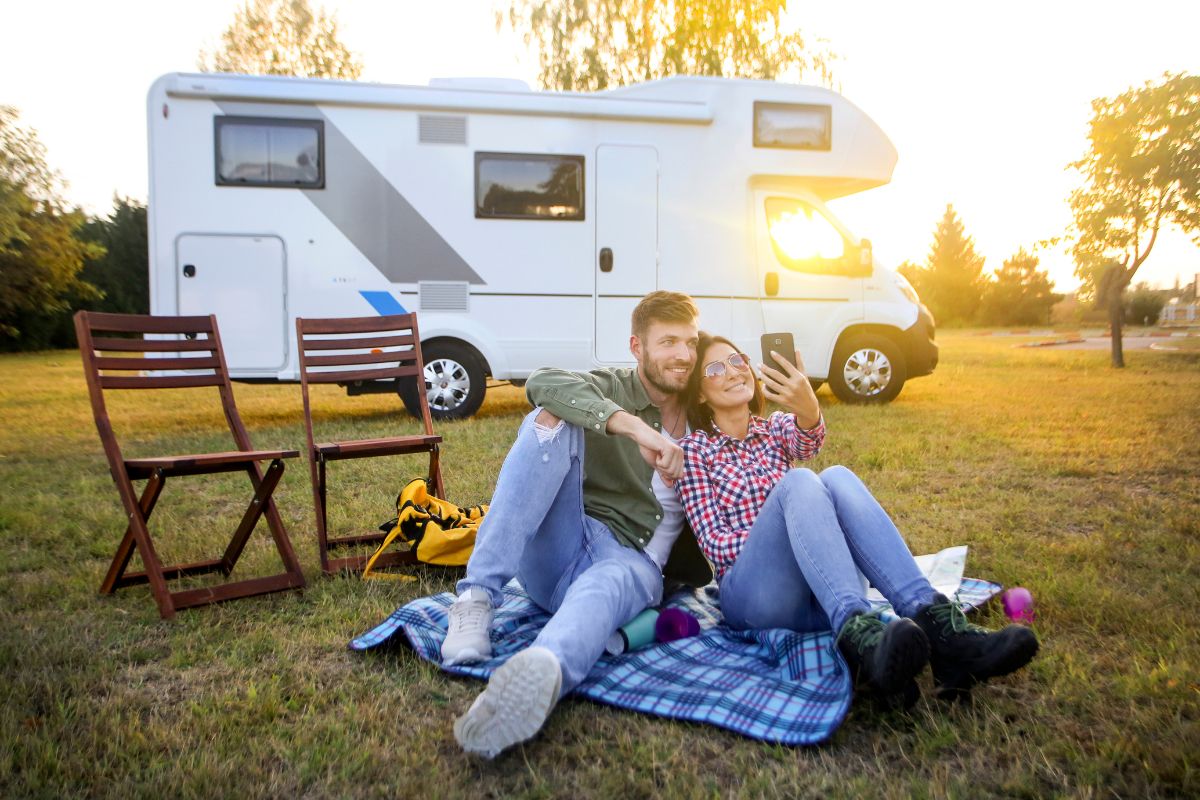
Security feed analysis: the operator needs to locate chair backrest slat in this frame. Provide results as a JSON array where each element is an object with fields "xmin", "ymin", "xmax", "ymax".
[
  {"xmin": 302, "ymin": 364, "xmax": 420, "ymax": 384},
  {"xmin": 300, "ymin": 333, "xmax": 416, "ymax": 351},
  {"xmin": 85, "ymin": 312, "xmax": 215, "ymax": 335},
  {"xmin": 299, "ymin": 316, "xmax": 415, "ymax": 335},
  {"xmin": 94, "ymin": 355, "xmax": 222, "ymax": 372},
  {"xmin": 90, "ymin": 336, "xmax": 216, "ymax": 353},
  {"xmin": 99, "ymin": 374, "xmax": 225, "ymax": 390},
  {"xmin": 301, "ymin": 350, "xmax": 418, "ymax": 369}
]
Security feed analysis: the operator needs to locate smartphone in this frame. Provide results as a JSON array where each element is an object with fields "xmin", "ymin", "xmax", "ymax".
[{"xmin": 760, "ymin": 332, "xmax": 798, "ymax": 370}]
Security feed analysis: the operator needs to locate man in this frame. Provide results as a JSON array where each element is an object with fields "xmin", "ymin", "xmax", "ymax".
[{"xmin": 441, "ymin": 291, "xmax": 712, "ymax": 758}]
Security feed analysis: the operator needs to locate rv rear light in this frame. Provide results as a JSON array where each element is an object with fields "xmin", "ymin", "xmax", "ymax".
[{"xmin": 371, "ymin": 348, "xmax": 383, "ymax": 354}]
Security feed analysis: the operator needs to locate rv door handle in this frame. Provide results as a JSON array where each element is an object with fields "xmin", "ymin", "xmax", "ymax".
[
  {"xmin": 182, "ymin": 264, "xmax": 196, "ymax": 278},
  {"xmin": 599, "ymin": 248, "xmax": 613, "ymax": 273}
]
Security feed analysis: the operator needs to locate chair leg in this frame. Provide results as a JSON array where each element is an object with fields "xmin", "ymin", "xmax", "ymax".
[
  {"xmin": 101, "ymin": 469, "xmax": 166, "ymax": 595},
  {"xmin": 315, "ymin": 455, "xmax": 331, "ymax": 574},
  {"xmin": 221, "ymin": 459, "xmax": 287, "ymax": 574},
  {"xmin": 428, "ymin": 445, "xmax": 445, "ymax": 499}
]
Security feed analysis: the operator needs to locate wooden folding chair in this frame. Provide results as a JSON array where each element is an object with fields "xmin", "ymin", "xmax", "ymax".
[
  {"xmin": 75, "ymin": 311, "xmax": 306, "ymax": 619},
  {"xmin": 296, "ymin": 313, "xmax": 445, "ymax": 575}
]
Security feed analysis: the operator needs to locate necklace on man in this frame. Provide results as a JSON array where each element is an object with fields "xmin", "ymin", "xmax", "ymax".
[{"xmin": 661, "ymin": 406, "xmax": 684, "ymax": 438}]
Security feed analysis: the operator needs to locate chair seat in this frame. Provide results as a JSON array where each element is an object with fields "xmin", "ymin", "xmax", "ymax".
[
  {"xmin": 125, "ymin": 448, "xmax": 300, "ymax": 478},
  {"xmin": 314, "ymin": 434, "xmax": 442, "ymax": 461}
]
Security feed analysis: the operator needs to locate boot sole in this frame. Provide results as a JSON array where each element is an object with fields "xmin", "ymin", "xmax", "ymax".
[{"xmin": 453, "ymin": 646, "xmax": 562, "ymax": 759}]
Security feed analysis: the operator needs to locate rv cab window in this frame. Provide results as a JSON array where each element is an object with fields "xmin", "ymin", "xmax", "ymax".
[
  {"xmin": 214, "ymin": 116, "xmax": 324, "ymax": 188},
  {"xmin": 765, "ymin": 197, "xmax": 851, "ymax": 274},
  {"xmin": 475, "ymin": 152, "xmax": 585, "ymax": 220},
  {"xmin": 753, "ymin": 102, "xmax": 832, "ymax": 151}
]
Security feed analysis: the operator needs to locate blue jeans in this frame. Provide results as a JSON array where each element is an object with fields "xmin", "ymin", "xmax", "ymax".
[
  {"xmin": 719, "ymin": 466, "xmax": 937, "ymax": 635},
  {"xmin": 457, "ymin": 409, "xmax": 664, "ymax": 694}
]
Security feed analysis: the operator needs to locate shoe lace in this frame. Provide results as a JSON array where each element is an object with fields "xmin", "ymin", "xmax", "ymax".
[
  {"xmin": 928, "ymin": 595, "xmax": 989, "ymax": 637},
  {"xmin": 835, "ymin": 612, "xmax": 885, "ymax": 652},
  {"xmin": 451, "ymin": 599, "xmax": 489, "ymax": 632}
]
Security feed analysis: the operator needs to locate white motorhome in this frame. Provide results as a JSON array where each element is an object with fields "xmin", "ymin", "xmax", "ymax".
[{"xmin": 147, "ymin": 72, "xmax": 936, "ymax": 418}]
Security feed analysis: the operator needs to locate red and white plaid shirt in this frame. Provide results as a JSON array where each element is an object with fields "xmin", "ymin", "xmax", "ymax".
[{"xmin": 676, "ymin": 412, "xmax": 826, "ymax": 580}]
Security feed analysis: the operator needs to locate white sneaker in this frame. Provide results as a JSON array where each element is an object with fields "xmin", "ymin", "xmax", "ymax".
[
  {"xmin": 453, "ymin": 646, "xmax": 562, "ymax": 759},
  {"xmin": 441, "ymin": 587, "xmax": 494, "ymax": 666}
]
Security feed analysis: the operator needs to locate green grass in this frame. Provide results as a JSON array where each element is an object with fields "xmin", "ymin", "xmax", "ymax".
[{"xmin": 1, "ymin": 334, "xmax": 1197, "ymax": 798}]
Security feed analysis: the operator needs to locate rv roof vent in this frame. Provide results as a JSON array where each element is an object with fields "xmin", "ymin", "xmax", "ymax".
[
  {"xmin": 419, "ymin": 281, "xmax": 470, "ymax": 312},
  {"xmin": 419, "ymin": 114, "xmax": 467, "ymax": 145}
]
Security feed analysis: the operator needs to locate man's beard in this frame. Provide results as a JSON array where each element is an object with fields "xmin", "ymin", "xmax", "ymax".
[{"xmin": 642, "ymin": 357, "xmax": 690, "ymax": 395}]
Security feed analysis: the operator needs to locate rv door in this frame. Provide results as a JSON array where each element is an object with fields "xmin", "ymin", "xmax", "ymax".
[
  {"xmin": 754, "ymin": 193, "xmax": 864, "ymax": 376},
  {"xmin": 594, "ymin": 145, "xmax": 658, "ymax": 363},
  {"xmin": 177, "ymin": 234, "xmax": 288, "ymax": 372}
]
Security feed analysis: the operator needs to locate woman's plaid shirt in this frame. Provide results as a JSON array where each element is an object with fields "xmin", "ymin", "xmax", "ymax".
[{"xmin": 676, "ymin": 411, "xmax": 825, "ymax": 580}]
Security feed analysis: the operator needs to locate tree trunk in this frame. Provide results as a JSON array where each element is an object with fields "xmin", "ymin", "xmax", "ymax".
[{"xmin": 1109, "ymin": 289, "xmax": 1126, "ymax": 368}]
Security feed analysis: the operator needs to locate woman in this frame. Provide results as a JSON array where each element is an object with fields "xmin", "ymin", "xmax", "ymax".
[{"xmin": 675, "ymin": 333, "xmax": 1038, "ymax": 705}]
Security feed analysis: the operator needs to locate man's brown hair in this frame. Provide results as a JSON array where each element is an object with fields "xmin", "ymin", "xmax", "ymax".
[{"xmin": 631, "ymin": 291, "xmax": 699, "ymax": 339}]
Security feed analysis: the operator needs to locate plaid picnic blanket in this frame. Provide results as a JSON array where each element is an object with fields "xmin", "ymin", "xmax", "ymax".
[{"xmin": 349, "ymin": 576, "xmax": 1002, "ymax": 747}]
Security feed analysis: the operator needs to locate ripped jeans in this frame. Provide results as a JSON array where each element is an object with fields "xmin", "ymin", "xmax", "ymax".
[{"xmin": 457, "ymin": 408, "xmax": 664, "ymax": 694}]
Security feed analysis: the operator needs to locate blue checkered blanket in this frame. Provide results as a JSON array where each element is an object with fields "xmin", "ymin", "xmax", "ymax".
[{"xmin": 349, "ymin": 577, "xmax": 1001, "ymax": 746}]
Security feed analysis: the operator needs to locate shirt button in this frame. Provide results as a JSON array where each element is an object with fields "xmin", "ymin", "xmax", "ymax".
[
  {"xmin": 655, "ymin": 515, "xmax": 661, "ymax": 520},
  {"xmin": 570, "ymin": 399, "xmax": 576, "ymax": 404},
  {"xmin": 653, "ymin": 422, "xmax": 660, "ymax": 428},
  {"xmin": 594, "ymin": 423, "xmax": 600, "ymax": 429}
]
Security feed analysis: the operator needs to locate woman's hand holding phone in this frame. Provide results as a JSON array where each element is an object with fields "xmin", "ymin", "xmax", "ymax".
[{"xmin": 758, "ymin": 349, "xmax": 822, "ymax": 430}]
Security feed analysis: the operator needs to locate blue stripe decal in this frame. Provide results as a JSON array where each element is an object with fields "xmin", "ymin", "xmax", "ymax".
[{"xmin": 359, "ymin": 290, "xmax": 408, "ymax": 316}]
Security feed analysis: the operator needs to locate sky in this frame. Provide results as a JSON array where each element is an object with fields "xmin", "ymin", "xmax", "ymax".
[{"xmin": 3, "ymin": 0, "xmax": 1199, "ymax": 292}]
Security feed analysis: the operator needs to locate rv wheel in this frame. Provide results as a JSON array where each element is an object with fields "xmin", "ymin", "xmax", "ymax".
[
  {"xmin": 400, "ymin": 342, "xmax": 486, "ymax": 420},
  {"xmin": 829, "ymin": 333, "xmax": 907, "ymax": 404}
]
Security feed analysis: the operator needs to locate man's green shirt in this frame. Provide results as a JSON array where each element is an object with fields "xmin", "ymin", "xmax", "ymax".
[{"xmin": 525, "ymin": 366, "xmax": 712, "ymax": 588}]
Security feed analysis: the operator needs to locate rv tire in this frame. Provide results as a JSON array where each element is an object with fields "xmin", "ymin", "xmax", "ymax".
[
  {"xmin": 829, "ymin": 333, "xmax": 906, "ymax": 404},
  {"xmin": 400, "ymin": 341, "xmax": 487, "ymax": 420}
]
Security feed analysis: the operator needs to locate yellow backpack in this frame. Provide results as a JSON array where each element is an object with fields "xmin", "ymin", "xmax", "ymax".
[{"xmin": 364, "ymin": 478, "xmax": 487, "ymax": 579}]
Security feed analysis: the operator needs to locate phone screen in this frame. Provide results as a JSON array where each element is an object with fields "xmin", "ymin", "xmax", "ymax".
[{"xmin": 760, "ymin": 333, "xmax": 797, "ymax": 369}]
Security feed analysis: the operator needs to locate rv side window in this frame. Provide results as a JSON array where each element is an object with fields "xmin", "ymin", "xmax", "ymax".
[
  {"xmin": 753, "ymin": 102, "xmax": 831, "ymax": 151},
  {"xmin": 475, "ymin": 153, "xmax": 585, "ymax": 220},
  {"xmin": 215, "ymin": 117, "xmax": 324, "ymax": 188},
  {"xmin": 765, "ymin": 197, "xmax": 850, "ymax": 274}
]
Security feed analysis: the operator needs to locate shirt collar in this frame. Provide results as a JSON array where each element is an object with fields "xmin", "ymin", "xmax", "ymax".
[
  {"xmin": 709, "ymin": 414, "xmax": 768, "ymax": 445},
  {"xmin": 629, "ymin": 368, "xmax": 655, "ymax": 412}
]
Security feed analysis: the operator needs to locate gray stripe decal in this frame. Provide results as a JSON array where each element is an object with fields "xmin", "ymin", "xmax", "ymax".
[{"xmin": 216, "ymin": 101, "xmax": 484, "ymax": 285}]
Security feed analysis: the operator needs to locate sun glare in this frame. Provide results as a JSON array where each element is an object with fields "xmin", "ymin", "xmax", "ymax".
[{"xmin": 768, "ymin": 207, "xmax": 845, "ymax": 262}]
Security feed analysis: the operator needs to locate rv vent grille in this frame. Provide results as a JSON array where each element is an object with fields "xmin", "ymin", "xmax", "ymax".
[
  {"xmin": 419, "ymin": 115, "xmax": 467, "ymax": 145},
  {"xmin": 419, "ymin": 281, "xmax": 470, "ymax": 312}
]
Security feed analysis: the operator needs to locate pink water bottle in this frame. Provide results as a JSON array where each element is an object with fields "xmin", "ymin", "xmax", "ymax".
[{"xmin": 1001, "ymin": 587, "xmax": 1035, "ymax": 623}]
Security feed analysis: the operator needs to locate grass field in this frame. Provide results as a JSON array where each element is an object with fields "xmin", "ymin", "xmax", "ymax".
[{"xmin": 1, "ymin": 332, "xmax": 1197, "ymax": 798}]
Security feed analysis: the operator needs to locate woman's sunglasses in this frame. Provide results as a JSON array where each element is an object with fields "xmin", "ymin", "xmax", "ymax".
[{"xmin": 702, "ymin": 352, "xmax": 752, "ymax": 379}]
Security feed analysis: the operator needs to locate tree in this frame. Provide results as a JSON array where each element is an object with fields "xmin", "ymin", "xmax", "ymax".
[
  {"xmin": 198, "ymin": 0, "xmax": 362, "ymax": 79},
  {"xmin": 1067, "ymin": 73, "xmax": 1200, "ymax": 367},
  {"xmin": 501, "ymin": 0, "xmax": 834, "ymax": 91},
  {"xmin": 905, "ymin": 205, "xmax": 986, "ymax": 326},
  {"xmin": 0, "ymin": 107, "xmax": 101, "ymax": 346},
  {"xmin": 979, "ymin": 248, "xmax": 1058, "ymax": 326},
  {"xmin": 78, "ymin": 197, "xmax": 148, "ymax": 316}
]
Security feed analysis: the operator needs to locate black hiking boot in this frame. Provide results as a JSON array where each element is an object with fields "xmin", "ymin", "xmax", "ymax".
[
  {"xmin": 912, "ymin": 594, "xmax": 1039, "ymax": 700},
  {"xmin": 836, "ymin": 612, "xmax": 930, "ymax": 710}
]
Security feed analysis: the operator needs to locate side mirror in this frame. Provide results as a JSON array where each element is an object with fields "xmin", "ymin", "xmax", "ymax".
[{"xmin": 859, "ymin": 238, "xmax": 873, "ymax": 268}]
